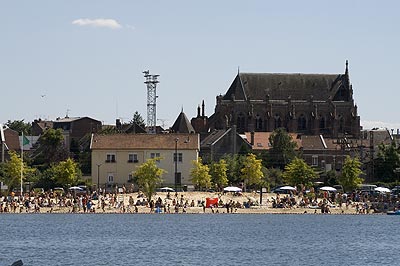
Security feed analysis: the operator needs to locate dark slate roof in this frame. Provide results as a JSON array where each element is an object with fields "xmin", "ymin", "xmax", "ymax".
[
  {"xmin": 54, "ymin": 116, "xmax": 100, "ymax": 123},
  {"xmin": 171, "ymin": 111, "xmax": 195, "ymax": 133},
  {"xmin": 301, "ymin": 135, "xmax": 325, "ymax": 150},
  {"xmin": 200, "ymin": 129, "xmax": 231, "ymax": 147},
  {"xmin": 223, "ymin": 73, "xmax": 347, "ymax": 101},
  {"xmin": 33, "ymin": 120, "xmax": 53, "ymax": 131},
  {"xmin": 120, "ymin": 123, "xmax": 146, "ymax": 134},
  {"xmin": 4, "ymin": 128, "xmax": 20, "ymax": 151}
]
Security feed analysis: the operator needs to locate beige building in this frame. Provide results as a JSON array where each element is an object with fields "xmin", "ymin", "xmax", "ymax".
[{"xmin": 90, "ymin": 133, "xmax": 199, "ymax": 191}]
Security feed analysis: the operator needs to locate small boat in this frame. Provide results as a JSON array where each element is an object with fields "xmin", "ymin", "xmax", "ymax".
[{"xmin": 387, "ymin": 210, "xmax": 400, "ymax": 215}]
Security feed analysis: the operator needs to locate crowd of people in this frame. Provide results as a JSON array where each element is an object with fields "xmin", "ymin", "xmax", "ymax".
[
  {"xmin": 269, "ymin": 189, "xmax": 400, "ymax": 214},
  {"xmin": 1, "ymin": 186, "xmax": 399, "ymax": 214}
]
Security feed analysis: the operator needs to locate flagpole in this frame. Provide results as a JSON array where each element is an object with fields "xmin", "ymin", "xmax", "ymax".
[{"xmin": 21, "ymin": 132, "xmax": 23, "ymax": 197}]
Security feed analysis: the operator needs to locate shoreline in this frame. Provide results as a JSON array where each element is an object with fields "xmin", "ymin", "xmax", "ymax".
[
  {"xmin": 1, "ymin": 191, "xmax": 386, "ymax": 215},
  {"xmin": 0, "ymin": 209, "xmax": 384, "ymax": 215}
]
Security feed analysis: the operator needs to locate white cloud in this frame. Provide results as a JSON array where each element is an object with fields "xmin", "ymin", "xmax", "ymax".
[{"xmin": 72, "ymin": 18, "xmax": 122, "ymax": 29}]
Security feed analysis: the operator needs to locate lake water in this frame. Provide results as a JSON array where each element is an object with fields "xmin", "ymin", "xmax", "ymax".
[{"xmin": 0, "ymin": 214, "xmax": 398, "ymax": 266}]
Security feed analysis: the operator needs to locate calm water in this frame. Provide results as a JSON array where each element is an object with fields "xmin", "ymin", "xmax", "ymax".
[{"xmin": 0, "ymin": 214, "xmax": 398, "ymax": 266}]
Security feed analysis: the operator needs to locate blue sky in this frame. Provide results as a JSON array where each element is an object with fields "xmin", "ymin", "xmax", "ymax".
[{"xmin": 1, "ymin": 1, "xmax": 399, "ymax": 129}]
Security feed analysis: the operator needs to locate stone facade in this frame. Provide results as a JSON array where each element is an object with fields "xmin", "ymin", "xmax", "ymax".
[{"xmin": 207, "ymin": 61, "xmax": 360, "ymax": 138}]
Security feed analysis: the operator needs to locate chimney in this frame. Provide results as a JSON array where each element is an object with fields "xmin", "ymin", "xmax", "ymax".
[
  {"xmin": 232, "ymin": 125, "xmax": 237, "ymax": 154},
  {"xmin": 116, "ymin": 119, "xmax": 121, "ymax": 130},
  {"xmin": 250, "ymin": 131, "xmax": 255, "ymax": 146}
]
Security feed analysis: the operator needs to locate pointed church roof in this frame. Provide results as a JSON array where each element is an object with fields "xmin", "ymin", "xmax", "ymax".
[
  {"xmin": 171, "ymin": 111, "xmax": 195, "ymax": 133},
  {"xmin": 223, "ymin": 70, "xmax": 350, "ymax": 102}
]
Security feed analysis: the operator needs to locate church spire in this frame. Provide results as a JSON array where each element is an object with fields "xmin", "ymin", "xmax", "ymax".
[
  {"xmin": 201, "ymin": 100, "xmax": 205, "ymax": 117},
  {"xmin": 344, "ymin": 60, "xmax": 350, "ymax": 89}
]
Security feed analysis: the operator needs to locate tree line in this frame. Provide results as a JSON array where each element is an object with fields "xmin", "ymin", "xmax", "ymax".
[{"xmin": 2, "ymin": 117, "xmax": 398, "ymax": 199}]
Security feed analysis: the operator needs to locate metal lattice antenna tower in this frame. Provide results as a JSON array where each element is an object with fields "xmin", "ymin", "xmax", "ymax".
[{"xmin": 143, "ymin": 70, "xmax": 159, "ymax": 134}]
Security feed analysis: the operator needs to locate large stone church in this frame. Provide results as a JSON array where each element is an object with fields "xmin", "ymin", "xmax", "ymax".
[{"xmin": 205, "ymin": 61, "xmax": 360, "ymax": 138}]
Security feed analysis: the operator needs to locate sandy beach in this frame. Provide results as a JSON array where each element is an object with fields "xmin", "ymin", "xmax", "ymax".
[{"xmin": 28, "ymin": 191, "xmax": 377, "ymax": 215}]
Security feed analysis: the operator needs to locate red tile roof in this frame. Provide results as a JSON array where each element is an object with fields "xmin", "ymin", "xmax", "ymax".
[
  {"xmin": 243, "ymin": 132, "xmax": 302, "ymax": 150},
  {"xmin": 91, "ymin": 133, "xmax": 199, "ymax": 150}
]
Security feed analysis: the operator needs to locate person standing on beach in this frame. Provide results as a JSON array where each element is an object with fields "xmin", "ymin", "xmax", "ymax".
[
  {"xmin": 101, "ymin": 198, "xmax": 105, "ymax": 213},
  {"xmin": 79, "ymin": 195, "xmax": 83, "ymax": 212},
  {"xmin": 129, "ymin": 196, "xmax": 134, "ymax": 209},
  {"xmin": 82, "ymin": 196, "xmax": 87, "ymax": 213}
]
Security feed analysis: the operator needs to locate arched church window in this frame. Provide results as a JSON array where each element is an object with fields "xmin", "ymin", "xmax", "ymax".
[
  {"xmin": 339, "ymin": 117, "xmax": 345, "ymax": 132},
  {"xmin": 297, "ymin": 114, "xmax": 307, "ymax": 132},
  {"xmin": 274, "ymin": 114, "xmax": 281, "ymax": 129},
  {"xmin": 255, "ymin": 115, "xmax": 263, "ymax": 131},
  {"xmin": 237, "ymin": 113, "xmax": 245, "ymax": 130},
  {"xmin": 319, "ymin": 116, "xmax": 325, "ymax": 131}
]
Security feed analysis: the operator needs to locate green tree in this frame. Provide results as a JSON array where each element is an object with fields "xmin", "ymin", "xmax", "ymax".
[
  {"xmin": 6, "ymin": 119, "xmax": 32, "ymax": 135},
  {"xmin": 338, "ymin": 156, "xmax": 363, "ymax": 192},
  {"xmin": 222, "ymin": 154, "xmax": 246, "ymax": 184},
  {"xmin": 324, "ymin": 170, "xmax": 339, "ymax": 186},
  {"xmin": 133, "ymin": 158, "xmax": 165, "ymax": 202},
  {"xmin": 241, "ymin": 153, "xmax": 263, "ymax": 191},
  {"xmin": 190, "ymin": 158, "xmax": 211, "ymax": 190},
  {"xmin": 210, "ymin": 159, "xmax": 229, "ymax": 190},
  {"xmin": 131, "ymin": 111, "xmax": 146, "ymax": 129},
  {"xmin": 98, "ymin": 125, "xmax": 118, "ymax": 135},
  {"xmin": 2, "ymin": 151, "xmax": 35, "ymax": 192},
  {"xmin": 33, "ymin": 128, "xmax": 68, "ymax": 169},
  {"xmin": 263, "ymin": 167, "xmax": 283, "ymax": 189},
  {"xmin": 268, "ymin": 128, "xmax": 297, "ymax": 169},
  {"xmin": 375, "ymin": 141, "xmax": 400, "ymax": 183},
  {"xmin": 51, "ymin": 158, "xmax": 82, "ymax": 187},
  {"xmin": 283, "ymin": 157, "xmax": 317, "ymax": 187}
]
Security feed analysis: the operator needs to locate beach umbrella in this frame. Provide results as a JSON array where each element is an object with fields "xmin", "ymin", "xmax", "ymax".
[
  {"xmin": 375, "ymin": 187, "xmax": 390, "ymax": 193},
  {"xmin": 160, "ymin": 187, "xmax": 175, "ymax": 192},
  {"xmin": 319, "ymin": 186, "xmax": 337, "ymax": 192},
  {"xmin": 223, "ymin": 186, "xmax": 242, "ymax": 192},
  {"xmin": 279, "ymin": 186, "xmax": 296, "ymax": 191},
  {"xmin": 69, "ymin": 186, "xmax": 83, "ymax": 191}
]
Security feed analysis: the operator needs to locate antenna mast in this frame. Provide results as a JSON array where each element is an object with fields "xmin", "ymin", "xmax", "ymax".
[{"xmin": 143, "ymin": 70, "xmax": 159, "ymax": 134}]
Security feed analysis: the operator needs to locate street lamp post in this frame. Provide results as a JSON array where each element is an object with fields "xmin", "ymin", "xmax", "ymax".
[
  {"xmin": 174, "ymin": 138, "xmax": 179, "ymax": 191},
  {"xmin": 97, "ymin": 163, "xmax": 102, "ymax": 195}
]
